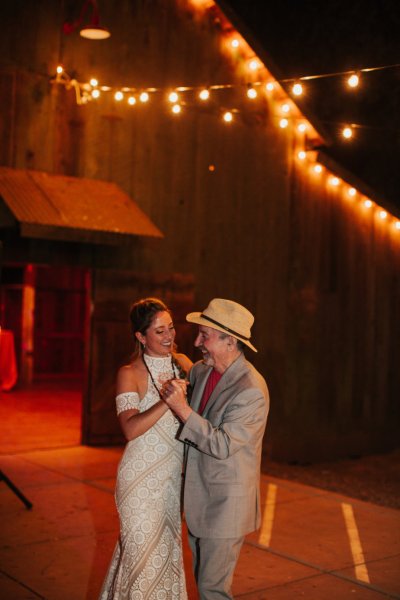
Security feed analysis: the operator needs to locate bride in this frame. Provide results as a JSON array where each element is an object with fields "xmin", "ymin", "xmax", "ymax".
[{"xmin": 99, "ymin": 297, "xmax": 192, "ymax": 599}]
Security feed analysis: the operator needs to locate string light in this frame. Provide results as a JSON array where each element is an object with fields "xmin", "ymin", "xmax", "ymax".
[
  {"xmin": 292, "ymin": 83, "xmax": 303, "ymax": 96},
  {"xmin": 168, "ymin": 91, "xmax": 179, "ymax": 103},
  {"xmin": 347, "ymin": 73, "xmax": 360, "ymax": 88},
  {"xmin": 51, "ymin": 16, "xmax": 400, "ymax": 244},
  {"xmin": 51, "ymin": 68, "xmax": 398, "ymax": 139},
  {"xmin": 248, "ymin": 59, "xmax": 260, "ymax": 71},
  {"xmin": 51, "ymin": 55, "xmax": 400, "ymax": 240},
  {"xmin": 223, "ymin": 111, "xmax": 233, "ymax": 122},
  {"xmin": 342, "ymin": 126, "xmax": 353, "ymax": 139},
  {"xmin": 199, "ymin": 88, "xmax": 210, "ymax": 100}
]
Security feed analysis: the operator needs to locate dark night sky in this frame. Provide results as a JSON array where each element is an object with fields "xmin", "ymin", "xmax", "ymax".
[{"xmin": 222, "ymin": 0, "xmax": 400, "ymax": 210}]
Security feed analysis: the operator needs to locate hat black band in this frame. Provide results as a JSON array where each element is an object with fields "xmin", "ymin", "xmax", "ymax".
[{"xmin": 200, "ymin": 314, "xmax": 251, "ymax": 342}]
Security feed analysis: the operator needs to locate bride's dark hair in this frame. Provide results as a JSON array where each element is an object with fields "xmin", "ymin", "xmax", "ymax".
[{"xmin": 129, "ymin": 297, "xmax": 174, "ymax": 357}]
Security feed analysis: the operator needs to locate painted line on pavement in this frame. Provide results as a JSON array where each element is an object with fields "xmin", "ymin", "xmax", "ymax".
[
  {"xmin": 258, "ymin": 482, "xmax": 277, "ymax": 547},
  {"xmin": 341, "ymin": 502, "xmax": 370, "ymax": 583}
]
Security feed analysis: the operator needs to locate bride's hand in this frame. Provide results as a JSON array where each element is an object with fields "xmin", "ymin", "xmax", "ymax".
[
  {"xmin": 161, "ymin": 378, "xmax": 188, "ymax": 399},
  {"xmin": 161, "ymin": 379, "xmax": 193, "ymax": 422}
]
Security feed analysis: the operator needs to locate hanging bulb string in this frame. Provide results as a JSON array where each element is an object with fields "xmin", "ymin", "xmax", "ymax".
[
  {"xmin": 282, "ymin": 62, "xmax": 400, "ymax": 83},
  {"xmin": 51, "ymin": 60, "xmax": 400, "ymax": 98}
]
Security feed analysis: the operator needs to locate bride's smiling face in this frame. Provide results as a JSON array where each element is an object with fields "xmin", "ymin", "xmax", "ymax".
[{"xmin": 136, "ymin": 310, "xmax": 176, "ymax": 357}]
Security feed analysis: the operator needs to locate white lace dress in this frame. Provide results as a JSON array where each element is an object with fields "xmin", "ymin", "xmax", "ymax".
[{"xmin": 99, "ymin": 355, "xmax": 188, "ymax": 600}]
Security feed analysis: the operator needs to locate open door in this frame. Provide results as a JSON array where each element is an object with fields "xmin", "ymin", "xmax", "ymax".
[{"xmin": 82, "ymin": 268, "xmax": 194, "ymax": 446}]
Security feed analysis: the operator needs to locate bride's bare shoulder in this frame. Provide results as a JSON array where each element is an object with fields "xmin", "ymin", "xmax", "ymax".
[{"xmin": 117, "ymin": 359, "xmax": 146, "ymax": 392}]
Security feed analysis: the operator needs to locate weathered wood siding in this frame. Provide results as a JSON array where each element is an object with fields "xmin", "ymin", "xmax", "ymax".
[{"xmin": 0, "ymin": 0, "xmax": 399, "ymax": 460}]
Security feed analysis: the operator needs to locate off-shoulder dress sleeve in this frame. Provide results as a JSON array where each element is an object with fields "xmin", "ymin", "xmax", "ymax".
[{"xmin": 116, "ymin": 392, "xmax": 140, "ymax": 415}]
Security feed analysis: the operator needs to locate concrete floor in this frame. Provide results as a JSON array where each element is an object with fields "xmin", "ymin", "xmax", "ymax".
[
  {"xmin": 1, "ymin": 444, "xmax": 399, "ymax": 600},
  {"xmin": 0, "ymin": 382, "xmax": 399, "ymax": 599}
]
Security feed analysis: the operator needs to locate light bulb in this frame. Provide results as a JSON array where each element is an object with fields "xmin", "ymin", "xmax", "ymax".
[
  {"xmin": 364, "ymin": 199, "xmax": 372, "ymax": 208},
  {"xmin": 168, "ymin": 92, "xmax": 179, "ymax": 103},
  {"xmin": 379, "ymin": 210, "xmax": 387, "ymax": 219},
  {"xmin": 297, "ymin": 151, "xmax": 306, "ymax": 160},
  {"xmin": 342, "ymin": 126, "xmax": 353, "ymax": 139},
  {"xmin": 292, "ymin": 83, "xmax": 303, "ymax": 96},
  {"xmin": 279, "ymin": 118, "xmax": 288, "ymax": 128},
  {"xmin": 247, "ymin": 87, "xmax": 257, "ymax": 99},
  {"xmin": 140, "ymin": 92, "xmax": 149, "ymax": 103},
  {"xmin": 347, "ymin": 73, "xmax": 359, "ymax": 88},
  {"xmin": 114, "ymin": 91, "xmax": 124, "ymax": 101},
  {"xmin": 348, "ymin": 187, "xmax": 356, "ymax": 197},
  {"xmin": 172, "ymin": 104, "xmax": 181, "ymax": 114},
  {"xmin": 128, "ymin": 96, "xmax": 136, "ymax": 106},
  {"xmin": 330, "ymin": 177, "xmax": 340, "ymax": 186},
  {"xmin": 90, "ymin": 78, "xmax": 98, "ymax": 87},
  {"xmin": 265, "ymin": 82, "xmax": 274, "ymax": 92},
  {"xmin": 313, "ymin": 164, "xmax": 322, "ymax": 173},
  {"xmin": 223, "ymin": 111, "xmax": 233, "ymax": 122},
  {"xmin": 231, "ymin": 39, "xmax": 239, "ymax": 48},
  {"xmin": 297, "ymin": 122, "xmax": 307, "ymax": 133},
  {"xmin": 281, "ymin": 103, "xmax": 290, "ymax": 113},
  {"xmin": 199, "ymin": 89, "xmax": 210, "ymax": 101},
  {"xmin": 248, "ymin": 59, "xmax": 259, "ymax": 71},
  {"xmin": 91, "ymin": 89, "xmax": 100, "ymax": 99},
  {"xmin": 56, "ymin": 65, "xmax": 64, "ymax": 75}
]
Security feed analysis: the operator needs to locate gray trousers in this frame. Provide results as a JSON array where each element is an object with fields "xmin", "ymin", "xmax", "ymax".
[{"xmin": 188, "ymin": 530, "xmax": 245, "ymax": 599}]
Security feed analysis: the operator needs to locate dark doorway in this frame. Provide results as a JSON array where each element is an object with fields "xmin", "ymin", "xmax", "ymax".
[{"xmin": 0, "ymin": 264, "xmax": 89, "ymax": 453}]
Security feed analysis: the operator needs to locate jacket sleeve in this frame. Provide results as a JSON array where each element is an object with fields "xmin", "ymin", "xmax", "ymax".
[{"xmin": 178, "ymin": 386, "xmax": 269, "ymax": 459}]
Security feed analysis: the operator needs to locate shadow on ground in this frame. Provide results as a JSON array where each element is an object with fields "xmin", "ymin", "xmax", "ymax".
[{"xmin": 263, "ymin": 449, "xmax": 400, "ymax": 510}]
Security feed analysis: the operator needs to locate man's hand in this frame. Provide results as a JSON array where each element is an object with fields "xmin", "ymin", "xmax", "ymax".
[{"xmin": 162, "ymin": 379, "xmax": 193, "ymax": 422}]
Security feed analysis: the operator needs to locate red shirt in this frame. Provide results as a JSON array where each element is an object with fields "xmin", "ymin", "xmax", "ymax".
[{"xmin": 198, "ymin": 368, "xmax": 222, "ymax": 415}]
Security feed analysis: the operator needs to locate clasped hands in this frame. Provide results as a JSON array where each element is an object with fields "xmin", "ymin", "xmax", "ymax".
[{"xmin": 161, "ymin": 378, "xmax": 193, "ymax": 422}]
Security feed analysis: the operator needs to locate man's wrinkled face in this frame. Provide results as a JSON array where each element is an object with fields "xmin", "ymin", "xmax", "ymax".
[{"xmin": 194, "ymin": 325, "xmax": 229, "ymax": 372}]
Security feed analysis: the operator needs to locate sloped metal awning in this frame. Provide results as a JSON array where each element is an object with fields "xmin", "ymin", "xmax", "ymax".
[{"xmin": 0, "ymin": 168, "xmax": 163, "ymax": 244}]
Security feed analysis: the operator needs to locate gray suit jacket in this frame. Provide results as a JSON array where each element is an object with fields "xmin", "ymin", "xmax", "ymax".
[{"xmin": 178, "ymin": 353, "xmax": 269, "ymax": 538}]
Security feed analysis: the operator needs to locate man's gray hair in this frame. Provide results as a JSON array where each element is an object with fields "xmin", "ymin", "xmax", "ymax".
[{"xmin": 218, "ymin": 331, "xmax": 245, "ymax": 352}]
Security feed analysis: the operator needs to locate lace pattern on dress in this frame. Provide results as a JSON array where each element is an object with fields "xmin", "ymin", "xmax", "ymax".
[
  {"xmin": 99, "ymin": 354, "xmax": 187, "ymax": 599},
  {"xmin": 116, "ymin": 391, "xmax": 140, "ymax": 415}
]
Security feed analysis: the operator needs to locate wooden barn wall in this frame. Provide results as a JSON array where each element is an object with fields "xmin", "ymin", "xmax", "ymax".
[{"xmin": 0, "ymin": 0, "xmax": 399, "ymax": 460}]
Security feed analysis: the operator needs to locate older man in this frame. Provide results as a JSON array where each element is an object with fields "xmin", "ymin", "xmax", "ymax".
[{"xmin": 163, "ymin": 298, "xmax": 269, "ymax": 600}]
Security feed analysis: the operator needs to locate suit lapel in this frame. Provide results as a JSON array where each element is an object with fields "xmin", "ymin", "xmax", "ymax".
[
  {"xmin": 202, "ymin": 354, "xmax": 247, "ymax": 417},
  {"xmin": 190, "ymin": 364, "xmax": 211, "ymax": 413}
]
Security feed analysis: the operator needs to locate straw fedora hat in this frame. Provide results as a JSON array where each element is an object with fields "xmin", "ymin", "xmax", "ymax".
[{"xmin": 186, "ymin": 298, "xmax": 257, "ymax": 352}]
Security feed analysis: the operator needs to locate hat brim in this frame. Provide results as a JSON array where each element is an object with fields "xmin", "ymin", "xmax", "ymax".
[{"xmin": 186, "ymin": 312, "xmax": 257, "ymax": 352}]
